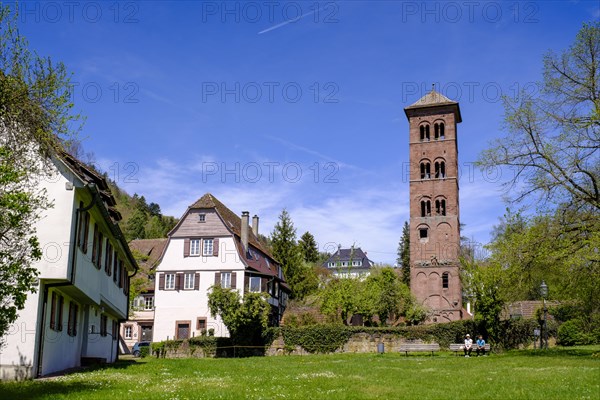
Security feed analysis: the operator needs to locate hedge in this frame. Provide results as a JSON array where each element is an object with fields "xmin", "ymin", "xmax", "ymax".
[{"xmin": 271, "ymin": 318, "xmax": 553, "ymax": 354}]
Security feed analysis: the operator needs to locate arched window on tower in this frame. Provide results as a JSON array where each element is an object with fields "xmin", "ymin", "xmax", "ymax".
[
  {"xmin": 442, "ymin": 272, "xmax": 449, "ymax": 289},
  {"xmin": 435, "ymin": 199, "xmax": 447, "ymax": 216},
  {"xmin": 439, "ymin": 122, "xmax": 445, "ymax": 139},
  {"xmin": 435, "ymin": 161, "xmax": 446, "ymax": 178},
  {"xmin": 420, "ymin": 162, "xmax": 431, "ymax": 179},
  {"xmin": 434, "ymin": 123, "xmax": 440, "ymax": 140},
  {"xmin": 420, "ymin": 200, "xmax": 431, "ymax": 217},
  {"xmin": 420, "ymin": 124, "xmax": 430, "ymax": 142}
]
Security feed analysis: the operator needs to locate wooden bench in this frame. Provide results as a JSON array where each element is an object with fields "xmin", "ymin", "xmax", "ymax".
[
  {"xmin": 398, "ymin": 343, "xmax": 440, "ymax": 356},
  {"xmin": 449, "ymin": 343, "xmax": 490, "ymax": 355}
]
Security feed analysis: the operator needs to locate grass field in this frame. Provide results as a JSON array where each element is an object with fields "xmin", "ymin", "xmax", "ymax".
[{"xmin": 1, "ymin": 346, "xmax": 599, "ymax": 399}]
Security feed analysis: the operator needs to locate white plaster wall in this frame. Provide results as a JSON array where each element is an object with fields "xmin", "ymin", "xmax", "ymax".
[
  {"xmin": 34, "ymin": 165, "xmax": 76, "ymax": 279},
  {"xmin": 84, "ymin": 309, "xmax": 118, "ymax": 363},
  {"xmin": 40, "ymin": 291, "xmax": 84, "ymax": 376},
  {"xmin": 160, "ymin": 237, "xmax": 242, "ymax": 270},
  {"xmin": 154, "ymin": 236, "xmax": 246, "ymax": 341},
  {"xmin": 0, "ymin": 288, "xmax": 42, "ymax": 380}
]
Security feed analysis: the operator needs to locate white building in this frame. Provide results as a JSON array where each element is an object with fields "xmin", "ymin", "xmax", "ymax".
[
  {"xmin": 0, "ymin": 151, "xmax": 137, "ymax": 379},
  {"xmin": 121, "ymin": 238, "xmax": 168, "ymax": 349},
  {"xmin": 153, "ymin": 193, "xmax": 289, "ymax": 341}
]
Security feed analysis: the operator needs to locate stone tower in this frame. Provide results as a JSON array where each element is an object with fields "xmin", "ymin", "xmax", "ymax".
[{"xmin": 404, "ymin": 88, "xmax": 463, "ymax": 323}]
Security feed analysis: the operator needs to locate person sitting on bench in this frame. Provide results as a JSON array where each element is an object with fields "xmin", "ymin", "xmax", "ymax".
[
  {"xmin": 464, "ymin": 334, "xmax": 473, "ymax": 357},
  {"xmin": 476, "ymin": 335, "xmax": 486, "ymax": 356}
]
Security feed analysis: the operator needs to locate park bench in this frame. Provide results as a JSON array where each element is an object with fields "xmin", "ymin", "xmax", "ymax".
[
  {"xmin": 398, "ymin": 343, "xmax": 440, "ymax": 356},
  {"xmin": 449, "ymin": 343, "xmax": 490, "ymax": 355}
]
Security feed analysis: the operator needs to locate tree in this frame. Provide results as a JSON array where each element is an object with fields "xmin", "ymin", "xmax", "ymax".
[
  {"xmin": 207, "ymin": 285, "xmax": 270, "ymax": 346},
  {"xmin": 319, "ymin": 276, "xmax": 361, "ymax": 325},
  {"xmin": 478, "ymin": 22, "xmax": 599, "ymax": 212},
  {"xmin": 363, "ymin": 267, "xmax": 412, "ymax": 325},
  {"xmin": 148, "ymin": 202, "xmax": 161, "ymax": 217},
  {"xmin": 397, "ymin": 221, "xmax": 411, "ymax": 286},
  {"xmin": 124, "ymin": 208, "xmax": 148, "ymax": 240},
  {"xmin": 0, "ymin": 4, "xmax": 81, "ymax": 343},
  {"xmin": 270, "ymin": 209, "xmax": 305, "ymax": 299},
  {"xmin": 460, "ymin": 257, "xmax": 506, "ymax": 343},
  {"xmin": 298, "ymin": 231, "xmax": 319, "ymax": 263},
  {"xmin": 485, "ymin": 209, "xmax": 600, "ymax": 326}
]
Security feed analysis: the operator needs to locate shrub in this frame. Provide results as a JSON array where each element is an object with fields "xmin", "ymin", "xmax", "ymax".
[
  {"xmin": 139, "ymin": 345, "xmax": 150, "ymax": 358},
  {"xmin": 558, "ymin": 319, "xmax": 593, "ymax": 346}
]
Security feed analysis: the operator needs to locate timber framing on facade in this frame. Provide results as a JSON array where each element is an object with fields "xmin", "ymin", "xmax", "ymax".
[{"xmin": 152, "ymin": 193, "xmax": 289, "ymax": 341}]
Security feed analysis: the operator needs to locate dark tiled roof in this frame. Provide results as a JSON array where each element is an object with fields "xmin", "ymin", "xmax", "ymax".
[
  {"xmin": 189, "ymin": 193, "xmax": 275, "ymax": 261},
  {"xmin": 323, "ymin": 247, "xmax": 373, "ymax": 268},
  {"xmin": 58, "ymin": 150, "xmax": 121, "ymax": 221},
  {"xmin": 129, "ymin": 239, "xmax": 168, "ymax": 291},
  {"xmin": 186, "ymin": 193, "xmax": 288, "ymax": 289},
  {"xmin": 129, "ymin": 239, "xmax": 168, "ymax": 271},
  {"xmin": 502, "ymin": 301, "xmax": 559, "ymax": 320}
]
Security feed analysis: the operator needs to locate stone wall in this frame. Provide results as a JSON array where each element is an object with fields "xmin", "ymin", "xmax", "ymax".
[{"xmin": 267, "ymin": 332, "xmax": 431, "ymax": 356}]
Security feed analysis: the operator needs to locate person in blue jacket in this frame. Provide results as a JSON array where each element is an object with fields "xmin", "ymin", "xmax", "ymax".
[{"xmin": 476, "ymin": 335, "xmax": 486, "ymax": 356}]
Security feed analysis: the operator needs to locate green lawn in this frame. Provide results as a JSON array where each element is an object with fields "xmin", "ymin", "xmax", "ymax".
[{"xmin": 2, "ymin": 346, "xmax": 599, "ymax": 399}]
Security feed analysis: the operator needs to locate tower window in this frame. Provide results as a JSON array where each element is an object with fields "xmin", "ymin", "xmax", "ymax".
[
  {"xmin": 435, "ymin": 161, "xmax": 446, "ymax": 178},
  {"xmin": 420, "ymin": 124, "xmax": 430, "ymax": 141},
  {"xmin": 419, "ymin": 228, "xmax": 428, "ymax": 239},
  {"xmin": 435, "ymin": 199, "xmax": 446, "ymax": 216},
  {"xmin": 442, "ymin": 272, "xmax": 449, "ymax": 289},
  {"xmin": 435, "ymin": 122, "xmax": 445, "ymax": 139},
  {"xmin": 420, "ymin": 200, "xmax": 431, "ymax": 217},
  {"xmin": 420, "ymin": 162, "xmax": 431, "ymax": 179}
]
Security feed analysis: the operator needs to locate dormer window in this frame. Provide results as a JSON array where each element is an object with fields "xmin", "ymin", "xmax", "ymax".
[{"xmin": 198, "ymin": 214, "xmax": 206, "ymax": 223}]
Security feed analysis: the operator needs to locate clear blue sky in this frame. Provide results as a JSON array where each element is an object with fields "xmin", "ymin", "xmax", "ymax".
[{"xmin": 14, "ymin": 1, "xmax": 599, "ymax": 263}]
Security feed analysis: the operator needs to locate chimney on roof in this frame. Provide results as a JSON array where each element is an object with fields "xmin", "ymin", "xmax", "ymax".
[
  {"xmin": 252, "ymin": 215, "xmax": 259, "ymax": 237},
  {"xmin": 241, "ymin": 211, "xmax": 250, "ymax": 253}
]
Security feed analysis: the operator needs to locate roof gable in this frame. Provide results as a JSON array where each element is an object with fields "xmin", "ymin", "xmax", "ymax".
[
  {"xmin": 171, "ymin": 193, "xmax": 276, "ymax": 262},
  {"xmin": 324, "ymin": 247, "xmax": 373, "ymax": 268}
]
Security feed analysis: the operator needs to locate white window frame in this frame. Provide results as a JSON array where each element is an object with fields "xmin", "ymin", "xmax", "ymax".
[
  {"xmin": 249, "ymin": 276, "xmax": 261, "ymax": 293},
  {"xmin": 203, "ymin": 239, "xmax": 214, "ymax": 256},
  {"xmin": 165, "ymin": 273, "xmax": 176, "ymax": 290},
  {"xmin": 221, "ymin": 272, "xmax": 232, "ymax": 289},
  {"xmin": 184, "ymin": 273, "xmax": 195, "ymax": 290},
  {"xmin": 198, "ymin": 213, "xmax": 206, "ymax": 222},
  {"xmin": 190, "ymin": 239, "xmax": 201, "ymax": 256},
  {"xmin": 134, "ymin": 295, "xmax": 144, "ymax": 309},
  {"xmin": 144, "ymin": 296, "xmax": 154, "ymax": 310},
  {"xmin": 124, "ymin": 325, "xmax": 132, "ymax": 339}
]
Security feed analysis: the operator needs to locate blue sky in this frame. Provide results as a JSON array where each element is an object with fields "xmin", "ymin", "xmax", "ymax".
[{"xmin": 13, "ymin": 1, "xmax": 599, "ymax": 263}]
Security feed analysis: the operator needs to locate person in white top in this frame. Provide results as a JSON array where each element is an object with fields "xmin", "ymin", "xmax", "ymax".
[{"xmin": 464, "ymin": 334, "xmax": 473, "ymax": 357}]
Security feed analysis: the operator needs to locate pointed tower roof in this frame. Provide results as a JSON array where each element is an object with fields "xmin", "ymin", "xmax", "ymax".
[{"xmin": 404, "ymin": 86, "xmax": 462, "ymax": 122}]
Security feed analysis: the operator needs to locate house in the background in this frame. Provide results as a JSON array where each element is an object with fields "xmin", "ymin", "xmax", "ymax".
[
  {"xmin": 121, "ymin": 238, "xmax": 168, "ymax": 350},
  {"xmin": 323, "ymin": 246, "xmax": 374, "ymax": 279},
  {"xmin": 152, "ymin": 193, "xmax": 289, "ymax": 341},
  {"xmin": 0, "ymin": 151, "xmax": 137, "ymax": 379}
]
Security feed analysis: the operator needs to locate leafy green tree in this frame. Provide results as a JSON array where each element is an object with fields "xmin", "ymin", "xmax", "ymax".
[
  {"xmin": 461, "ymin": 257, "xmax": 506, "ymax": 343},
  {"xmin": 486, "ymin": 209, "xmax": 600, "ymax": 328},
  {"xmin": 124, "ymin": 208, "xmax": 148, "ymax": 240},
  {"xmin": 363, "ymin": 267, "xmax": 412, "ymax": 325},
  {"xmin": 145, "ymin": 215, "xmax": 165, "ymax": 239},
  {"xmin": 478, "ymin": 22, "xmax": 599, "ymax": 212},
  {"xmin": 298, "ymin": 231, "xmax": 319, "ymax": 263},
  {"xmin": 270, "ymin": 209, "xmax": 305, "ymax": 299},
  {"xmin": 207, "ymin": 285, "xmax": 270, "ymax": 345},
  {"xmin": 319, "ymin": 277, "xmax": 361, "ymax": 325},
  {"xmin": 397, "ymin": 221, "xmax": 410, "ymax": 286},
  {"xmin": 0, "ymin": 4, "xmax": 81, "ymax": 343}
]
